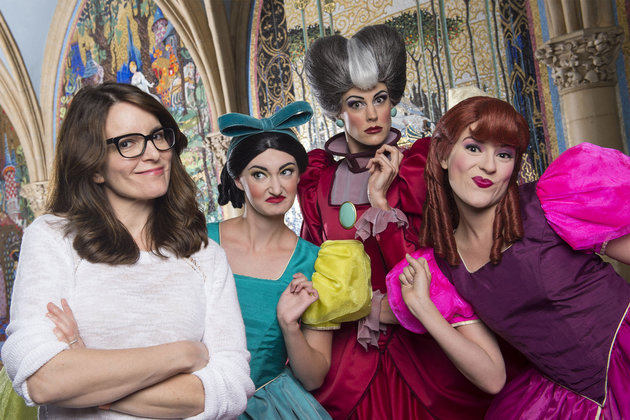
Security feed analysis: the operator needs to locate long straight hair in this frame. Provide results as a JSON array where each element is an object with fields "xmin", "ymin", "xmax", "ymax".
[
  {"xmin": 47, "ymin": 82, "xmax": 208, "ymax": 264},
  {"xmin": 420, "ymin": 96, "xmax": 530, "ymax": 265}
]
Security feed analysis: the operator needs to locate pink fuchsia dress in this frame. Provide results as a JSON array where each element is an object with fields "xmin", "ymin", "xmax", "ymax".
[
  {"xmin": 297, "ymin": 130, "xmax": 494, "ymax": 420},
  {"xmin": 437, "ymin": 143, "xmax": 630, "ymax": 419}
]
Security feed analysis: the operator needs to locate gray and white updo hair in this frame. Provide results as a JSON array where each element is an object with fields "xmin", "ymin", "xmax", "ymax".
[{"xmin": 304, "ymin": 24, "xmax": 407, "ymax": 118}]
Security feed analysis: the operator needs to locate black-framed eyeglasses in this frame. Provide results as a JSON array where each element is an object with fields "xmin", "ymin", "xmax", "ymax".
[{"xmin": 106, "ymin": 127, "xmax": 176, "ymax": 158}]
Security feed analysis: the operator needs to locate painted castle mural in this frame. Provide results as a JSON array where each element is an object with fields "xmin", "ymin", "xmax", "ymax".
[{"xmin": 0, "ymin": 108, "xmax": 34, "ymax": 343}]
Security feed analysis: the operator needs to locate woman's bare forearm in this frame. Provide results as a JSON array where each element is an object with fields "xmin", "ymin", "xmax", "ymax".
[
  {"xmin": 109, "ymin": 373, "xmax": 205, "ymax": 418},
  {"xmin": 27, "ymin": 341, "xmax": 206, "ymax": 407},
  {"xmin": 405, "ymin": 296, "xmax": 505, "ymax": 394},
  {"xmin": 281, "ymin": 322, "xmax": 332, "ymax": 390}
]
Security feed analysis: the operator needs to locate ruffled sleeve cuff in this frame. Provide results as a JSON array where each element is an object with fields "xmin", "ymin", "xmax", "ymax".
[
  {"xmin": 354, "ymin": 207, "xmax": 409, "ymax": 241},
  {"xmin": 357, "ymin": 290, "xmax": 387, "ymax": 350}
]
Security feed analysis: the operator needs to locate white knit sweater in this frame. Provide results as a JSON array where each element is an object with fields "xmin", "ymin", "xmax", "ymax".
[{"xmin": 1, "ymin": 214, "xmax": 254, "ymax": 419}]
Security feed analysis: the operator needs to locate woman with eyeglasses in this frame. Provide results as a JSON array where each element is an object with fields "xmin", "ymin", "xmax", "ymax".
[{"xmin": 2, "ymin": 82, "xmax": 254, "ymax": 419}]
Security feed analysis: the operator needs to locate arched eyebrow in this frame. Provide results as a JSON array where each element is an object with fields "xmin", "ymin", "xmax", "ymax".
[
  {"xmin": 248, "ymin": 165, "xmax": 268, "ymax": 172},
  {"xmin": 344, "ymin": 89, "xmax": 388, "ymax": 102},
  {"xmin": 462, "ymin": 135, "xmax": 479, "ymax": 142},
  {"xmin": 248, "ymin": 162, "xmax": 296, "ymax": 172},
  {"xmin": 344, "ymin": 95, "xmax": 365, "ymax": 101}
]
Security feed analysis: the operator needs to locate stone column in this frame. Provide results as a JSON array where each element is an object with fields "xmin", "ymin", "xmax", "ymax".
[
  {"xmin": 536, "ymin": 1, "xmax": 625, "ymax": 152},
  {"xmin": 21, "ymin": 181, "xmax": 49, "ymax": 218}
]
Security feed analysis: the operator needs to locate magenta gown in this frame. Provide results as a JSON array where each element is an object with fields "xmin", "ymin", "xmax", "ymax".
[
  {"xmin": 297, "ymin": 130, "xmax": 494, "ymax": 420},
  {"xmin": 440, "ymin": 143, "xmax": 630, "ymax": 419}
]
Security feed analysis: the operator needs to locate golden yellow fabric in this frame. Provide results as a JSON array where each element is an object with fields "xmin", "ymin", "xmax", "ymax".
[
  {"xmin": 302, "ymin": 240, "xmax": 372, "ymax": 329},
  {"xmin": 0, "ymin": 367, "xmax": 37, "ymax": 419}
]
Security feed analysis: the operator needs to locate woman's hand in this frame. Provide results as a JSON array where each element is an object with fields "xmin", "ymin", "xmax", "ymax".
[
  {"xmin": 399, "ymin": 254, "xmax": 432, "ymax": 308},
  {"xmin": 366, "ymin": 144, "xmax": 402, "ymax": 210},
  {"xmin": 276, "ymin": 273, "xmax": 319, "ymax": 330},
  {"xmin": 46, "ymin": 298, "xmax": 85, "ymax": 349}
]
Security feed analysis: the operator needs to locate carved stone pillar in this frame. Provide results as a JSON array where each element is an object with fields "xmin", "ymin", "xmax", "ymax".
[
  {"xmin": 204, "ymin": 131, "xmax": 230, "ymax": 172},
  {"xmin": 537, "ymin": 0, "xmax": 625, "ymax": 152},
  {"xmin": 203, "ymin": 131, "xmax": 242, "ymax": 220},
  {"xmin": 21, "ymin": 181, "xmax": 49, "ymax": 218},
  {"xmin": 536, "ymin": 26, "xmax": 624, "ymax": 150}
]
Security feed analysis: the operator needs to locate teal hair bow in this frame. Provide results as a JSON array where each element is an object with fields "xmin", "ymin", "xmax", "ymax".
[{"xmin": 219, "ymin": 101, "xmax": 313, "ymax": 159}]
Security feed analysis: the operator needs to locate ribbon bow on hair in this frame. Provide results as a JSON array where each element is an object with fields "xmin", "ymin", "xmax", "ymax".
[{"xmin": 218, "ymin": 101, "xmax": 313, "ymax": 158}]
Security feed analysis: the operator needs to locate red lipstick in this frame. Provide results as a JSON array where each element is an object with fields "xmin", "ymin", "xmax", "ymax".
[
  {"xmin": 365, "ymin": 126, "xmax": 383, "ymax": 134},
  {"xmin": 473, "ymin": 176, "xmax": 493, "ymax": 188},
  {"xmin": 266, "ymin": 196, "xmax": 286, "ymax": 203}
]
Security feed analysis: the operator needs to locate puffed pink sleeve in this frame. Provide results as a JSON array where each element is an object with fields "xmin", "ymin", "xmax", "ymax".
[
  {"xmin": 385, "ymin": 248, "xmax": 478, "ymax": 334},
  {"xmin": 298, "ymin": 148, "xmax": 335, "ymax": 246},
  {"xmin": 536, "ymin": 142, "xmax": 630, "ymax": 253},
  {"xmin": 363, "ymin": 137, "xmax": 430, "ymax": 270}
]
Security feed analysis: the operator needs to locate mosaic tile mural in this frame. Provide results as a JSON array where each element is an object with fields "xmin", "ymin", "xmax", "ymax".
[{"xmin": 0, "ymin": 108, "xmax": 34, "ymax": 344}]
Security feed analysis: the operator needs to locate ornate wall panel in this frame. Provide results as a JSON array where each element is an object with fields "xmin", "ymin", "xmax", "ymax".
[
  {"xmin": 497, "ymin": 0, "xmax": 549, "ymax": 181},
  {"xmin": 249, "ymin": 0, "xmax": 297, "ymax": 116},
  {"xmin": 0, "ymin": 11, "xmax": 39, "ymax": 344},
  {"xmin": 0, "ymin": 108, "xmax": 34, "ymax": 343}
]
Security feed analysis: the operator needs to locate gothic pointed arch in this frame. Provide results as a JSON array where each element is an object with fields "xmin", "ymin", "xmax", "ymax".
[
  {"xmin": 0, "ymin": 11, "xmax": 46, "ymax": 183},
  {"xmin": 40, "ymin": 2, "xmax": 77, "ymax": 173},
  {"xmin": 156, "ymin": 0, "xmax": 226, "ymax": 118}
]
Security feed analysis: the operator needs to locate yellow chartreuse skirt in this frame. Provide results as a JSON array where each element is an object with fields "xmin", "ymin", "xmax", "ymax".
[
  {"xmin": 301, "ymin": 240, "xmax": 372, "ymax": 329},
  {"xmin": 0, "ymin": 366, "xmax": 37, "ymax": 419}
]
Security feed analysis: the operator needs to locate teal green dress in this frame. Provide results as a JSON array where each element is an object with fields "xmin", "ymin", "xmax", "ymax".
[{"xmin": 208, "ymin": 223, "xmax": 331, "ymax": 420}]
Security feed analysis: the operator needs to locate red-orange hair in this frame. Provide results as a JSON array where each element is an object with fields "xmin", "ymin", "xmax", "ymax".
[{"xmin": 420, "ymin": 96, "xmax": 530, "ymax": 265}]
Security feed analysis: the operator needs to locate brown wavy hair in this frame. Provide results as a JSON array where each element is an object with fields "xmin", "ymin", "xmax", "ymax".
[
  {"xmin": 47, "ymin": 82, "xmax": 208, "ymax": 264},
  {"xmin": 420, "ymin": 96, "xmax": 530, "ymax": 265}
]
